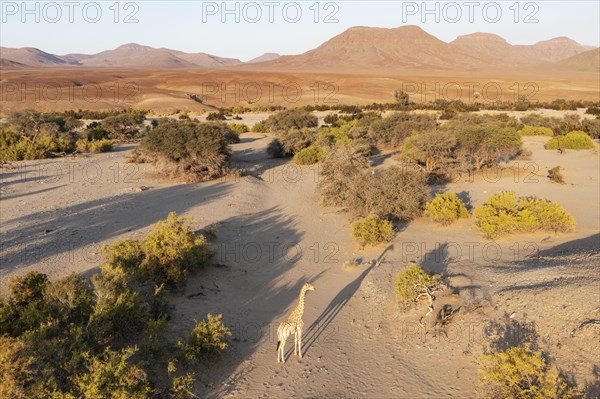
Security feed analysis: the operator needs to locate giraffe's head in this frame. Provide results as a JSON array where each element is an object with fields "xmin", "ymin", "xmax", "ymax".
[{"xmin": 303, "ymin": 282, "xmax": 316, "ymax": 292}]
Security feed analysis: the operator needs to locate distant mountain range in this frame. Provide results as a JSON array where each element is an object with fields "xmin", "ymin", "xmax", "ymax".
[{"xmin": 1, "ymin": 26, "xmax": 597, "ymax": 72}]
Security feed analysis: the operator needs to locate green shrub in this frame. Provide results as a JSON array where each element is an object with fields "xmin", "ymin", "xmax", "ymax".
[
  {"xmin": 294, "ymin": 145, "xmax": 324, "ymax": 165},
  {"xmin": 0, "ymin": 128, "xmax": 72, "ymax": 161},
  {"xmin": 43, "ymin": 273, "xmax": 95, "ymax": 326},
  {"xmin": 72, "ymin": 347, "xmax": 152, "ymax": 399},
  {"xmin": 547, "ymin": 166, "xmax": 565, "ymax": 184},
  {"xmin": 351, "ymin": 215, "xmax": 394, "ymax": 247},
  {"xmin": 140, "ymin": 119, "xmax": 237, "ymax": 181},
  {"xmin": 424, "ymin": 192, "xmax": 469, "ymax": 225},
  {"xmin": 519, "ymin": 125, "xmax": 554, "ymax": 136},
  {"xmin": 545, "ymin": 131, "xmax": 595, "ymax": 150},
  {"xmin": 102, "ymin": 111, "xmax": 146, "ymax": 139},
  {"xmin": 140, "ymin": 212, "xmax": 214, "ymax": 287},
  {"xmin": 473, "ymin": 191, "xmax": 575, "ymax": 238},
  {"xmin": 76, "ymin": 138, "xmax": 113, "ymax": 153},
  {"xmin": 251, "ymin": 120, "xmax": 269, "ymax": 133},
  {"xmin": 8, "ymin": 271, "xmax": 49, "ymax": 307},
  {"xmin": 478, "ymin": 343, "xmax": 582, "ymax": 399},
  {"xmin": 228, "ymin": 123, "xmax": 249, "ymax": 134},
  {"xmin": 453, "ymin": 124, "xmax": 522, "ymax": 169},
  {"xmin": 265, "ymin": 109, "xmax": 318, "ymax": 133},
  {"xmin": 177, "ymin": 314, "xmax": 231, "ymax": 362},
  {"xmin": 0, "ymin": 335, "xmax": 35, "ymax": 399},
  {"xmin": 394, "ymin": 263, "xmax": 441, "ymax": 303}
]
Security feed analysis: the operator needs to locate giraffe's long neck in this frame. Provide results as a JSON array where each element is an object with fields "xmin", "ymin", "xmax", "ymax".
[{"xmin": 292, "ymin": 288, "xmax": 307, "ymax": 319}]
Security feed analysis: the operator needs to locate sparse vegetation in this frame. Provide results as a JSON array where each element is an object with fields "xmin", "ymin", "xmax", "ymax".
[
  {"xmin": 351, "ymin": 215, "xmax": 394, "ymax": 247},
  {"xmin": 76, "ymin": 138, "xmax": 113, "ymax": 153},
  {"xmin": 544, "ymin": 131, "xmax": 595, "ymax": 150},
  {"xmin": 228, "ymin": 123, "xmax": 250, "ymax": 134},
  {"xmin": 400, "ymin": 130, "xmax": 459, "ymax": 176},
  {"xmin": 368, "ymin": 112, "xmax": 438, "ymax": 147},
  {"xmin": 424, "ymin": 192, "xmax": 469, "ymax": 225},
  {"xmin": 519, "ymin": 125, "xmax": 554, "ymax": 136},
  {"xmin": 548, "ymin": 166, "xmax": 565, "ymax": 184},
  {"xmin": 478, "ymin": 343, "xmax": 582, "ymax": 399},
  {"xmin": 473, "ymin": 191, "xmax": 575, "ymax": 238}
]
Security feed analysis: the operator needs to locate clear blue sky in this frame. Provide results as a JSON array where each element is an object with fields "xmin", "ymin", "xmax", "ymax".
[{"xmin": 1, "ymin": 1, "xmax": 598, "ymax": 61}]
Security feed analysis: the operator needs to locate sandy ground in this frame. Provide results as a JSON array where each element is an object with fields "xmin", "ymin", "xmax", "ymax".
[
  {"xmin": 1, "ymin": 67, "xmax": 598, "ymax": 114},
  {"xmin": 0, "ymin": 134, "xmax": 599, "ymax": 398}
]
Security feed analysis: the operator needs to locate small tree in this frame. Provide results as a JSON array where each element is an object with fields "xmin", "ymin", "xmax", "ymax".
[
  {"xmin": 401, "ymin": 130, "xmax": 458, "ymax": 175},
  {"xmin": 394, "ymin": 263, "xmax": 441, "ymax": 303},
  {"xmin": 394, "ymin": 90, "xmax": 410, "ymax": 107}
]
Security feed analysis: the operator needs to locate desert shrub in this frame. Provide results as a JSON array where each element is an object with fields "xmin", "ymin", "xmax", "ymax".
[
  {"xmin": 266, "ymin": 139, "xmax": 285, "ymax": 158},
  {"xmin": 177, "ymin": 314, "xmax": 231, "ymax": 362},
  {"xmin": 228, "ymin": 123, "xmax": 249, "ymax": 134},
  {"xmin": 368, "ymin": 113, "xmax": 438, "ymax": 147},
  {"xmin": 140, "ymin": 212, "xmax": 213, "ymax": 287},
  {"xmin": 400, "ymin": 130, "xmax": 459, "ymax": 175},
  {"xmin": 85, "ymin": 127, "xmax": 111, "ymax": 141},
  {"xmin": 251, "ymin": 120, "xmax": 269, "ymax": 133},
  {"xmin": 478, "ymin": 343, "xmax": 582, "ymax": 399},
  {"xmin": 394, "ymin": 263, "xmax": 441, "ymax": 303},
  {"xmin": 101, "ymin": 212, "xmax": 213, "ymax": 289},
  {"xmin": 206, "ymin": 111, "xmax": 227, "ymax": 121},
  {"xmin": 316, "ymin": 144, "xmax": 370, "ymax": 207},
  {"xmin": 43, "ymin": 273, "xmax": 95, "ymax": 326},
  {"xmin": 168, "ymin": 361, "xmax": 196, "ymax": 399},
  {"xmin": 453, "ymin": 124, "xmax": 522, "ymax": 169},
  {"xmin": 519, "ymin": 125, "xmax": 554, "ymax": 136},
  {"xmin": 265, "ymin": 109, "xmax": 318, "ymax": 133},
  {"xmin": 473, "ymin": 191, "xmax": 575, "ymax": 238},
  {"xmin": 90, "ymin": 284, "xmax": 151, "ymax": 341},
  {"xmin": 424, "ymin": 192, "xmax": 469, "ymax": 225},
  {"xmin": 547, "ymin": 166, "xmax": 565, "ymax": 184},
  {"xmin": 0, "ymin": 335, "xmax": 35, "ymax": 399},
  {"xmin": 519, "ymin": 114, "xmax": 562, "ymax": 132},
  {"xmin": 544, "ymin": 131, "xmax": 595, "ymax": 150},
  {"xmin": 323, "ymin": 113, "xmax": 339, "ymax": 124},
  {"xmin": 581, "ymin": 118, "xmax": 600, "ymax": 140},
  {"xmin": 351, "ymin": 215, "xmax": 394, "ymax": 247},
  {"xmin": 71, "ymin": 347, "xmax": 152, "ymax": 399},
  {"xmin": 140, "ymin": 119, "xmax": 237, "ymax": 181},
  {"xmin": 294, "ymin": 145, "xmax": 324, "ymax": 165},
  {"xmin": 354, "ymin": 166, "xmax": 430, "ymax": 221},
  {"xmin": 76, "ymin": 138, "xmax": 113, "ymax": 153},
  {"xmin": 0, "ymin": 128, "xmax": 72, "ymax": 161},
  {"xmin": 8, "ymin": 271, "xmax": 49, "ymax": 307},
  {"xmin": 102, "ymin": 111, "xmax": 146, "ymax": 140},
  {"xmin": 276, "ymin": 128, "xmax": 315, "ymax": 156}
]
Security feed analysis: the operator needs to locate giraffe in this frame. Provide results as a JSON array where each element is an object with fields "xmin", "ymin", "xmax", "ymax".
[{"xmin": 276, "ymin": 282, "xmax": 316, "ymax": 363}]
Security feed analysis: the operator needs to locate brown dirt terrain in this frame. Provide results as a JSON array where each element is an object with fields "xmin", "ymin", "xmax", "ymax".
[
  {"xmin": 1, "ymin": 67, "xmax": 598, "ymax": 115},
  {"xmin": 1, "ymin": 125, "xmax": 598, "ymax": 397}
]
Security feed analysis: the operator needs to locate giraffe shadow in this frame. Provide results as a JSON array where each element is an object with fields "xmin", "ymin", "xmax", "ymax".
[{"xmin": 299, "ymin": 244, "xmax": 394, "ymax": 357}]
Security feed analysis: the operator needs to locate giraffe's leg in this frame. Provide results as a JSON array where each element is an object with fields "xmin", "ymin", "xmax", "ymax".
[
  {"xmin": 280, "ymin": 339, "xmax": 286, "ymax": 363},
  {"xmin": 298, "ymin": 329, "xmax": 303, "ymax": 359},
  {"xmin": 294, "ymin": 333, "xmax": 297, "ymax": 355}
]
